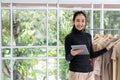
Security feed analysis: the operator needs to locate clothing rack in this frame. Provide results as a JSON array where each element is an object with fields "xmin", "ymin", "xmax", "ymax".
[{"xmin": 93, "ymin": 34, "xmax": 120, "ymax": 80}]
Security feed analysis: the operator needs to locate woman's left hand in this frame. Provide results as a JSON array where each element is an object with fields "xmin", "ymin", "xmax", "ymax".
[{"xmin": 106, "ymin": 42, "xmax": 115, "ymax": 50}]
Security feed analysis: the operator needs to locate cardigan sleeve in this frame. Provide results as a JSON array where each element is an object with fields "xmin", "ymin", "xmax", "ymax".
[
  {"xmin": 64, "ymin": 35, "xmax": 74, "ymax": 61},
  {"xmin": 89, "ymin": 35, "xmax": 108, "ymax": 58}
]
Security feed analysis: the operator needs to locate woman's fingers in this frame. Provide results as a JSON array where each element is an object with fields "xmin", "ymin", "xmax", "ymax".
[{"xmin": 71, "ymin": 49, "xmax": 84, "ymax": 56}]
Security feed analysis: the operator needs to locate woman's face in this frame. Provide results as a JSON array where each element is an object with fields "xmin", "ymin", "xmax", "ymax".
[{"xmin": 73, "ymin": 14, "xmax": 86, "ymax": 31}]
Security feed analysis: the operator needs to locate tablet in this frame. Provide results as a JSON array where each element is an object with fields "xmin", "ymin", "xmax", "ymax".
[{"xmin": 71, "ymin": 45, "xmax": 89, "ymax": 55}]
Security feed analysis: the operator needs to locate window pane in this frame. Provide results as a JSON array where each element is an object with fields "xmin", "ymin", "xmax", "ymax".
[
  {"xmin": 2, "ymin": 48, "xmax": 11, "ymax": 57},
  {"xmin": 104, "ymin": 11, "xmax": 120, "ymax": 29},
  {"xmin": 48, "ymin": 10, "xmax": 57, "ymax": 46},
  {"xmin": 59, "ymin": 59, "xmax": 69, "ymax": 80},
  {"xmin": 13, "ymin": 10, "xmax": 46, "ymax": 46},
  {"xmin": 93, "ymin": 11, "xmax": 100, "ymax": 29},
  {"xmin": 2, "ymin": 60, "xmax": 11, "ymax": 80},
  {"xmin": 85, "ymin": 10, "xmax": 90, "ymax": 29},
  {"xmin": 59, "ymin": 47, "xmax": 65, "ymax": 57},
  {"xmin": 48, "ymin": 58, "xmax": 57, "ymax": 80},
  {"xmin": 59, "ymin": 10, "xmax": 73, "ymax": 46},
  {"xmin": 13, "ymin": 59, "xmax": 46, "ymax": 80},
  {"xmin": 2, "ymin": 10, "xmax": 11, "ymax": 46},
  {"xmin": 48, "ymin": 48, "xmax": 57, "ymax": 57},
  {"xmin": 13, "ymin": 48, "xmax": 46, "ymax": 57}
]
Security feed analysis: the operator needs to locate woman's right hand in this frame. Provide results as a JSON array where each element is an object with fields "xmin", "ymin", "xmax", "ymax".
[{"xmin": 71, "ymin": 49, "xmax": 83, "ymax": 56}]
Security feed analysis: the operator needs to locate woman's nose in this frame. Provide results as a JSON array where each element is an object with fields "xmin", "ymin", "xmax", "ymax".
[{"xmin": 79, "ymin": 22, "xmax": 83, "ymax": 26}]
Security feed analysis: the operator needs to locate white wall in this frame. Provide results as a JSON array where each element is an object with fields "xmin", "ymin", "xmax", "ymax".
[{"xmin": 1, "ymin": 0, "xmax": 120, "ymax": 3}]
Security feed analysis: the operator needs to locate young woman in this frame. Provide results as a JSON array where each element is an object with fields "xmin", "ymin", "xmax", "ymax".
[{"xmin": 64, "ymin": 11, "xmax": 115, "ymax": 80}]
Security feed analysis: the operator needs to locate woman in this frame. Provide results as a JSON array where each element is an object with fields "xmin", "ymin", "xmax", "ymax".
[{"xmin": 64, "ymin": 11, "xmax": 115, "ymax": 80}]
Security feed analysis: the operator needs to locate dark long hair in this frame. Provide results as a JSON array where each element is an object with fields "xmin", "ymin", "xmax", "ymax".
[{"xmin": 71, "ymin": 11, "xmax": 87, "ymax": 33}]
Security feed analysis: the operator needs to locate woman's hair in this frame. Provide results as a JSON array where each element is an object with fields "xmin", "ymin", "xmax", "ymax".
[
  {"xmin": 71, "ymin": 11, "xmax": 87, "ymax": 33},
  {"xmin": 73, "ymin": 11, "xmax": 86, "ymax": 22}
]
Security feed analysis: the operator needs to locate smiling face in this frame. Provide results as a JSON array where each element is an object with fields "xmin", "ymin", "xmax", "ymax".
[{"xmin": 73, "ymin": 14, "xmax": 86, "ymax": 31}]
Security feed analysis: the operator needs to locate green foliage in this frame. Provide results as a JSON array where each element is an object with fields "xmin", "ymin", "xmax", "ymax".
[
  {"xmin": 93, "ymin": 11, "xmax": 100, "ymax": 28},
  {"xmin": 48, "ymin": 10, "xmax": 57, "ymax": 46},
  {"xmin": 104, "ymin": 11, "xmax": 120, "ymax": 29},
  {"xmin": 14, "ymin": 10, "xmax": 47, "ymax": 46},
  {"xmin": 59, "ymin": 10, "xmax": 73, "ymax": 46},
  {"xmin": 59, "ymin": 59, "xmax": 69, "ymax": 80},
  {"xmin": 2, "ymin": 10, "xmax": 11, "ymax": 46}
]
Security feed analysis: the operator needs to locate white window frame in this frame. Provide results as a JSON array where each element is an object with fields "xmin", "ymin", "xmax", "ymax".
[{"xmin": 1, "ymin": 0, "xmax": 120, "ymax": 80}]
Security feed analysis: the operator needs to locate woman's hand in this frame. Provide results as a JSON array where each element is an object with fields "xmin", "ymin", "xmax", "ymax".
[
  {"xmin": 71, "ymin": 49, "xmax": 83, "ymax": 56},
  {"xmin": 106, "ymin": 42, "xmax": 115, "ymax": 51}
]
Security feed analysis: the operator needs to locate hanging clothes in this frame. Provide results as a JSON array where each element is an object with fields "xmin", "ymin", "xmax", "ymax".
[
  {"xmin": 111, "ymin": 40, "xmax": 120, "ymax": 80},
  {"xmin": 93, "ymin": 34, "xmax": 119, "ymax": 80},
  {"xmin": 101, "ymin": 38, "xmax": 118, "ymax": 80}
]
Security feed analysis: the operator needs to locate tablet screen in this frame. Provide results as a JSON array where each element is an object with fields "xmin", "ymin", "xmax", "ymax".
[{"xmin": 71, "ymin": 45, "xmax": 89, "ymax": 55}]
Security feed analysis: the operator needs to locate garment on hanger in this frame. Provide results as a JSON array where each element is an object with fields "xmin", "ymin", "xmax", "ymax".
[
  {"xmin": 111, "ymin": 40, "xmax": 120, "ymax": 80},
  {"xmin": 101, "ymin": 38, "xmax": 118, "ymax": 80}
]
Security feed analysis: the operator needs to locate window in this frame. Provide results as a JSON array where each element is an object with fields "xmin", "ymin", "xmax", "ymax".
[{"xmin": 1, "ymin": 1, "xmax": 120, "ymax": 80}]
